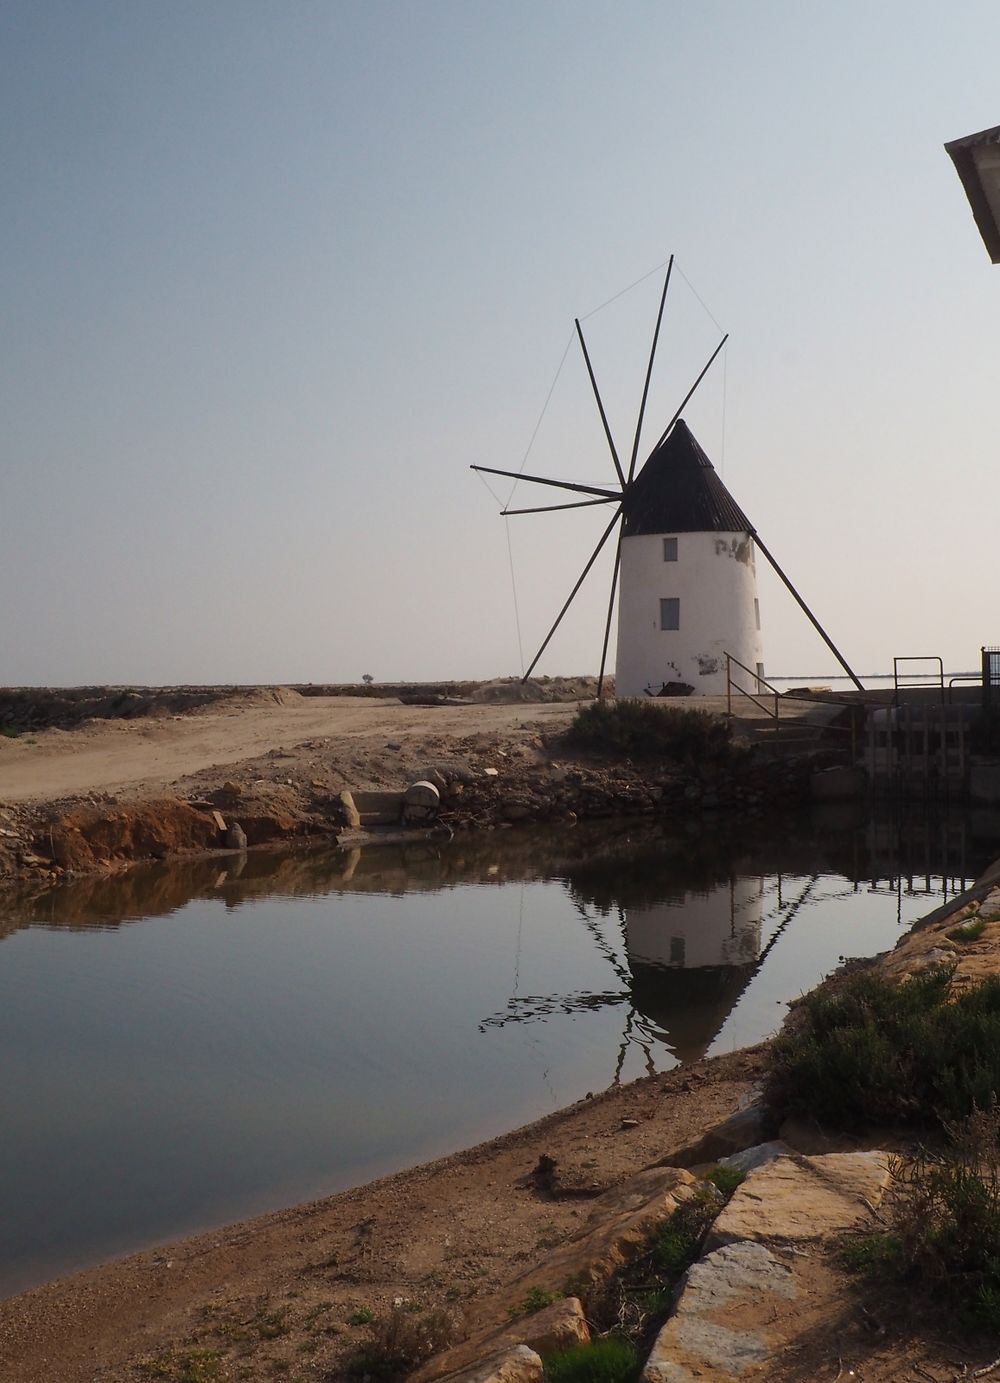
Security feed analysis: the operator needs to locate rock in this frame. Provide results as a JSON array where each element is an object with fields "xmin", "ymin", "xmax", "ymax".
[
  {"xmin": 500, "ymin": 1167, "xmax": 696, "ymax": 1308},
  {"xmin": 706, "ymin": 1151, "xmax": 892, "ymax": 1249},
  {"xmin": 411, "ymin": 1300, "xmax": 587, "ymax": 1383},
  {"xmin": 221, "ymin": 780, "xmax": 242, "ymax": 798},
  {"xmin": 339, "ymin": 790, "xmax": 361, "ymax": 829},
  {"xmin": 585, "ymin": 1167, "xmax": 696, "ymax": 1222},
  {"xmin": 423, "ymin": 767, "xmax": 448, "ymax": 792},
  {"xmin": 660, "ymin": 1102, "xmax": 778, "ymax": 1168},
  {"xmin": 427, "ymin": 759, "xmax": 477, "ymax": 786},
  {"xmin": 502, "ymin": 802, "xmax": 531, "ymax": 822},
  {"xmin": 483, "ymin": 767, "xmax": 500, "ymax": 778},
  {"xmin": 642, "ymin": 1241, "xmax": 796, "ymax": 1383},
  {"xmin": 224, "ymin": 822, "xmax": 247, "ymax": 851},
  {"xmin": 437, "ymin": 1344, "xmax": 544, "ymax": 1383},
  {"xmin": 717, "ymin": 1140, "xmax": 794, "ymax": 1175},
  {"xmin": 403, "ymin": 780, "xmax": 441, "ymax": 823}
]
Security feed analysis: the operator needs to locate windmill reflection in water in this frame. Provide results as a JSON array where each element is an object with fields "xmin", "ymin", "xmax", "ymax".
[{"xmin": 478, "ymin": 870, "xmax": 839, "ymax": 1078}]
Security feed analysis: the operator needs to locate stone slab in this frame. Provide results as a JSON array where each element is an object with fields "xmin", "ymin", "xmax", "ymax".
[
  {"xmin": 499, "ymin": 1168, "xmax": 696, "ymax": 1307},
  {"xmin": 717, "ymin": 1140, "xmax": 793, "ymax": 1174},
  {"xmin": 412, "ymin": 1298, "xmax": 587, "ymax": 1383},
  {"xmin": 642, "ymin": 1241, "xmax": 798, "ymax": 1383},
  {"xmin": 706, "ymin": 1151, "xmax": 891, "ymax": 1249},
  {"xmin": 659, "ymin": 1103, "xmax": 778, "ymax": 1169},
  {"xmin": 441, "ymin": 1344, "xmax": 544, "ymax": 1383}
]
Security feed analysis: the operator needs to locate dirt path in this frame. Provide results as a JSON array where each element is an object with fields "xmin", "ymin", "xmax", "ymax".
[{"xmin": 0, "ymin": 695, "xmax": 577, "ymax": 805}]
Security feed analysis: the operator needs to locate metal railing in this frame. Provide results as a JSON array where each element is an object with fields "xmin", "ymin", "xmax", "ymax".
[
  {"xmin": 724, "ymin": 651, "xmax": 779, "ymax": 725},
  {"xmin": 724, "ymin": 651, "xmax": 874, "ymax": 755},
  {"xmin": 893, "ymin": 656, "xmax": 944, "ymax": 706}
]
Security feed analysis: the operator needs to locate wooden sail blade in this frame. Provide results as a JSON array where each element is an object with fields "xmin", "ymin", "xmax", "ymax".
[
  {"xmin": 652, "ymin": 333, "xmax": 729, "ymax": 451},
  {"xmin": 522, "ymin": 505, "xmax": 623, "ymax": 682},
  {"xmin": 471, "ymin": 464, "xmax": 620, "ymax": 500},
  {"xmin": 501, "ymin": 496, "xmax": 619, "ymax": 517},
  {"xmin": 626, "ymin": 256, "xmax": 673, "ymax": 486},
  {"xmin": 575, "ymin": 319, "xmax": 626, "ymax": 487},
  {"xmin": 596, "ymin": 533, "xmax": 623, "ymax": 698}
]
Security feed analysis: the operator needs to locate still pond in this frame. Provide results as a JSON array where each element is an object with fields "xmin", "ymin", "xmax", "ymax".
[{"xmin": 0, "ymin": 808, "xmax": 993, "ymax": 1296}]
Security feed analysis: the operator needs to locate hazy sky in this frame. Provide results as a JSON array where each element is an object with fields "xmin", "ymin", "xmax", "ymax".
[{"xmin": 3, "ymin": 1, "xmax": 999, "ymax": 687}]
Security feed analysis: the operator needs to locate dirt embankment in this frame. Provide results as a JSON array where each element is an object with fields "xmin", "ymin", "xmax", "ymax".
[{"xmin": 0, "ymin": 683, "xmax": 835, "ymax": 890}]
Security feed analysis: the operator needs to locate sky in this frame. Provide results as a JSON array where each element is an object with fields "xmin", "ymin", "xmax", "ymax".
[{"xmin": 2, "ymin": 0, "xmax": 999, "ymax": 687}]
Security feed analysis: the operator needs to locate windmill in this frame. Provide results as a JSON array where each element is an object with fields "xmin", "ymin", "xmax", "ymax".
[{"xmin": 473, "ymin": 258, "xmax": 862, "ymax": 698}]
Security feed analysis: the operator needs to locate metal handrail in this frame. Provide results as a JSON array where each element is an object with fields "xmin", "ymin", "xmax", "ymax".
[
  {"xmin": 725, "ymin": 651, "xmax": 779, "ymax": 722},
  {"xmin": 893, "ymin": 656, "xmax": 944, "ymax": 706}
]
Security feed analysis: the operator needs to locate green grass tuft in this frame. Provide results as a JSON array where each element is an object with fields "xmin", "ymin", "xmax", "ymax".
[
  {"xmin": 948, "ymin": 917, "xmax": 987, "ymax": 943},
  {"xmin": 705, "ymin": 1165, "xmax": 746, "ymax": 1199},
  {"xmin": 545, "ymin": 1336, "xmax": 640, "ymax": 1383},
  {"xmin": 508, "ymin": 1286, "xmax": 562, "ymax": 1318}
]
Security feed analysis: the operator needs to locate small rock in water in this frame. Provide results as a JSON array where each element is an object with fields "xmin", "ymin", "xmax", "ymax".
[{"xmin": 225, "ymin": 822, "xmax": 248, "ymax": 851}]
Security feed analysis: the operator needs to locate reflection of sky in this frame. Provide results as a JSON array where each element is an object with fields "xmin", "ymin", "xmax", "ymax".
[
  {"xmin": 0, "ymin": 860, "xmax": 971, "ymax": 1297},
  {"xmin": 707, "ymin": 876, "xmax": 951, "ymax": 1057}
]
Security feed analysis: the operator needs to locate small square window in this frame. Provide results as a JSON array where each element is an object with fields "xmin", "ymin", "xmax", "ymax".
[
  {"xmin": 660, "ymin": 597, "xmax": 680, "ymax": 631},
  {"xmin": 754, "ymin": 598, "xmax": 760, "ymax": 631},
  {"xmin": 663, "ymin": 537, "xmax": 678, "ymax": 561}
]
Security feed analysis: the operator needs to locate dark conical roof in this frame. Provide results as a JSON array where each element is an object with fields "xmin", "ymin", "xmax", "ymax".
[{"xmin": 622, "ymin": 418, "xmax": 753, "ymax": 537}]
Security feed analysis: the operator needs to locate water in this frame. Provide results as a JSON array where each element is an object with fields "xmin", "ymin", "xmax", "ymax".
[{"xmin": 0, "ymin": 810, "xmax": 995, "ymax": 1296}]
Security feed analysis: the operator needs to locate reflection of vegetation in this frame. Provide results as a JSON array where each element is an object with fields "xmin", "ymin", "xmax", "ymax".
[{"xmin": 970, "ymin": 708, "xmax": 1000, "ymax": 757}]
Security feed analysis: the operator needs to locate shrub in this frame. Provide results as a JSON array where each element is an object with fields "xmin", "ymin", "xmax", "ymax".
[
  {"xmin": 545, "ymin": 1336, "xmax": 640, "ymax": 1383},
  {"xmin": 566, "ymin": 700, "xmax": 739, "ymax": 765},
  {"xmin": 340, "ymin": 1305, "xmax": 456, "ymax": 1381},
  {"xmin": 768, "ymin": 967, "xmax": 1000, "ymax": 1130},
  {"xmin": 841, "ymin": 1104, "xmax": 1000, "ymax": 1332}
]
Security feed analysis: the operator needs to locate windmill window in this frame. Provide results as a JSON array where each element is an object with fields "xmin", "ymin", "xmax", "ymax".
[
  {"xmin": 754, "ymin": 598, "xmax": 760, "ymax": 630},
  {"xmin": 660, "ymin": 598, "xmax": 680, "ymax": 631},
  {"xmin": 663, "ymin": 537, "xmax": 678, "ymax": 561}
]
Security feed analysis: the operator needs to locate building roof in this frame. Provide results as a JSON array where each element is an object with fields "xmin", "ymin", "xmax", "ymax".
[
  {"xmin": 622, "ymin": 418, "xmax": 754, "ymax": 537},
  {"xmin": 945, "ymin": 123, "xmax": 1000, "ymax": 264}
]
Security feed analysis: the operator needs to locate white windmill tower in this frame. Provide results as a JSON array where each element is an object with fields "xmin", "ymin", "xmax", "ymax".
[
  {"xmin": 474, "ymin": 258, "xmax": 862, "ymax": 698},
  {"xmin": 615, "ymin": 417, "xmax": 762, "ymax": 697}
]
